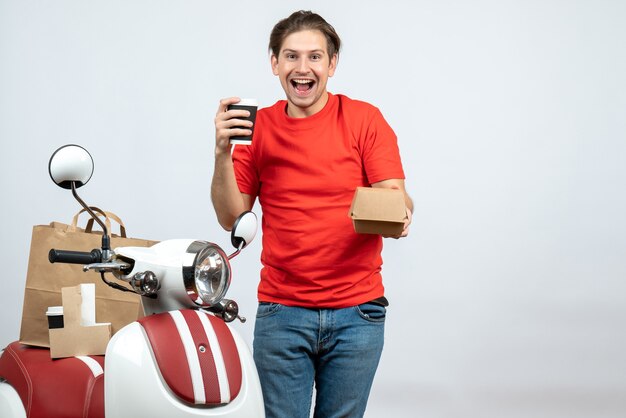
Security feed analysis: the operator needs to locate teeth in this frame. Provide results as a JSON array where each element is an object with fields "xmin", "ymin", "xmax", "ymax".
[{"xmin": 292, "ymin": 79, "xmax": 313, "ymax": 84}]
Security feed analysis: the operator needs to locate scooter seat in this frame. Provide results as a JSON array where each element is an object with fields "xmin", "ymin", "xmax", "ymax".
[
  {"xmin": 137, "ymin": 309, "xmax": 243, "ymax": 406},
  {"xmin": 0, "ymin": 341, "xmax": 104, "ymax": 418}
]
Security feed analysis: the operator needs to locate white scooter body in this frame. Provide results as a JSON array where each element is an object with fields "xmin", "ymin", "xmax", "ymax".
[
  {"xmin": 0, "ymin": 382, "xmax": 25, "ymax": 418},
  {"xmin": 116, "ymin": 239, "xmax": 214, "ymax": 314}
]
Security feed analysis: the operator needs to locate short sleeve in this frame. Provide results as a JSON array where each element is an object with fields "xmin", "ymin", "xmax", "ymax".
[
  {"xmin": 359, "ymin": 107, "xmax": 405, "ymax": 184},
  {"xmin": 232, "ymin": 143, "xmax": 260, "ymax": 197}
]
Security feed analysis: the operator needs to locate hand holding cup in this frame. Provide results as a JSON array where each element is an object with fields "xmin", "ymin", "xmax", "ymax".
[
  {"xmin": 214, "ymin": 97, "xmax": 258, "ymax": 153},
  {"xmin": 227, "ymin": 99, "xmax": 257, "ymax": 145}
]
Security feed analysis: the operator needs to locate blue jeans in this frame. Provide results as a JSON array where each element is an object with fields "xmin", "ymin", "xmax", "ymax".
[{"xmin": 253, "ymin": 302, "xmax": 386, "ymax": 418}]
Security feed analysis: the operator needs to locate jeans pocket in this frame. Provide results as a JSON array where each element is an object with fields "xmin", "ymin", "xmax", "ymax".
[
  {"xmin": 356, "ymin": 303, "xmax": 387, "ymax": 323},
  {"xmin": 256, "ymin": 302, "xmax": 282, "ymax": 318}
]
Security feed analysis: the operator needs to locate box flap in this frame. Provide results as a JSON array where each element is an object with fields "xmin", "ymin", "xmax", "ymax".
[{"xmin": 350, "ymin": 187, "xmax": 406, "ymax": 222}]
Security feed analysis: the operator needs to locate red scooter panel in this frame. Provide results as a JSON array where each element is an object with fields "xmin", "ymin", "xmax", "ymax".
[
  {"xmin": 0, "ymin": 342, "xmax": 104, "ymax": 418},
  {"xmin": 138, "ymin": 310, "xmax": 242, "ymax": 406}
]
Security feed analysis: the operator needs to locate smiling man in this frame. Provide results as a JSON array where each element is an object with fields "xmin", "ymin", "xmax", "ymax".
[{"xmin": 211, "ymin": 10, "xmax": 412, "ymax": 418}]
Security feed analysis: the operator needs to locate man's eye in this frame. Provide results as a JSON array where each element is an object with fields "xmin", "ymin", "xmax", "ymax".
[
  {"xmin": 287, "ymin": 54, "xmax": 296, "ymax": 60},
  {"xmin": 311, "ymin": 55, "xmax": 321, "ymax": 60}
]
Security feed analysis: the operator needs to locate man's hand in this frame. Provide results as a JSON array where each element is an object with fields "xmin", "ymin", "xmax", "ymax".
[
  {"xmin": 371, "ymin": 179, "xmax": 413, "ymax": 239},
  {"xmin": 214, "ymin": 97, "xmax": 254, "ymax": 155},
  {"xmin": 383, "ymin": 207, "xmax": 412, "ymax": 239}
]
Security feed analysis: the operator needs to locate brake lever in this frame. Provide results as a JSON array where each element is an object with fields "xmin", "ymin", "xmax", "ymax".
[{"xmin": 83, "ymin": 261, "xmax": 131, "ymax": 273}]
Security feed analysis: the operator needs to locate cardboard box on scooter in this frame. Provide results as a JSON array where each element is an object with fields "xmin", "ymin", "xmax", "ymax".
[
  {"xmin": 349, "ymin": 187, "xmax": 407, "ymax": 235},
  {"xmin": 49, "ymin": 284, "xmax": 111, "ymax": 359}
]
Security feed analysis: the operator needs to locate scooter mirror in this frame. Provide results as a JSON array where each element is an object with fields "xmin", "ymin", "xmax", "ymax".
[
  {"xmin": 48, "ymin": 144, "xmax": 94, "ymax": 190},
  {"xmin": 231, "ymin": 211, "xmax": 258, "ymax": 250}
]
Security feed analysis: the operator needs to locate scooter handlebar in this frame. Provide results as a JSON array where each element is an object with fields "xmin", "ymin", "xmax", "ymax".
[{"xmin": 48, "ymin": 249, "xmax": 102, "ymax": 265}]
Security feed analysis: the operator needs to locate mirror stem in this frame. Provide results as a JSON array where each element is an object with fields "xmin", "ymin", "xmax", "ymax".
[
  {"xmin": 227, "ymin": 243, "xmax": 244, "ymax": 260},
  {"xmin": 71, "ymin": 181, "xmax": 111, "ymax": 251}
]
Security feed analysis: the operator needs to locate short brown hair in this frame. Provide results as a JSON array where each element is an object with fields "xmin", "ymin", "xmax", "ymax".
[{"xmin": 269, "ymin": 10, "xmax": 341, "ymax": 58}]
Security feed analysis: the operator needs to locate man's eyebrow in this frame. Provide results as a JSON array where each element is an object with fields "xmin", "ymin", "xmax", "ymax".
[{"xmin": 282, "ymin": 49, "xmax": 326, "ymax": 54}]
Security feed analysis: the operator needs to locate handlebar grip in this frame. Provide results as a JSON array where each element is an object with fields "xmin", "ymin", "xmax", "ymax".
[{"xmin": 48, "ymin": 249, "xmax": 102, "ymax": 264}]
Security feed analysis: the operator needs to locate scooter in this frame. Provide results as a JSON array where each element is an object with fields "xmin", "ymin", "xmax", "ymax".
[{"xmin": 0, "ymin": 144, "xmax": 265, "ymax": 417}]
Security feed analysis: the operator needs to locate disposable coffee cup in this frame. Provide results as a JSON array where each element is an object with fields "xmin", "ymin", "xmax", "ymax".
[
  {"xmin": 227, "ymin": 99, "xmax": 258, "ymax": 145},
  {"xmin": 46, "ymin": 306, "xmax": 64, "ymax": 329}
]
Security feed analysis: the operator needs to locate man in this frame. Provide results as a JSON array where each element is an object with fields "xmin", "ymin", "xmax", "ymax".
[{"xmin": 211, "ymin": 10, "xmax": 412, "ymax": 418}]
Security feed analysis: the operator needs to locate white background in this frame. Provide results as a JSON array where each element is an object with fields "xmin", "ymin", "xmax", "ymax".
[{"xmin": 1, "ymin": 1, "xmax": 625, "ymax": 417}]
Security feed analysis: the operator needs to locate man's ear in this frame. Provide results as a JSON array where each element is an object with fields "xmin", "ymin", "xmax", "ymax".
[
  {"xmin": 271, "ymin": 55, "xmax": 279, "ymax": 76},
  {"xmin": 328, "ymin": 53, "xmax": 338, "ymax": 77}
]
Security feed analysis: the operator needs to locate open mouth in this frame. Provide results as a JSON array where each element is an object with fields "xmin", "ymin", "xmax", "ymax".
[{"xmin": 290, "ymin": 78, "xmax": 315, "ymax": 95}]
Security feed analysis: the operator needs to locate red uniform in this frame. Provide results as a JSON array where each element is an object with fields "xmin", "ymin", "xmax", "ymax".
[{"xmin": 232, "ymin": 93, "xmax": 405, "ymax": 308}]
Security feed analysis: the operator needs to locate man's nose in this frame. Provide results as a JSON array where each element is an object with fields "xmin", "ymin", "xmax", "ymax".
[{"xmin": 296, "ymin": 58, "xmax": 309, "ymax": 73}]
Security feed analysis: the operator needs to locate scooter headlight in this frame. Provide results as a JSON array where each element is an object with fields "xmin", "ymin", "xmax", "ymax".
[{"xmin": 183, "ymin": 242, "xmax": 231, "ymax": 307}]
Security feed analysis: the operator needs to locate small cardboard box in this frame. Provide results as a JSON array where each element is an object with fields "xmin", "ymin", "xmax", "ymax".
[{"xmin": 349, "ymin": 187, "xmax": 406, "ymax": 235}]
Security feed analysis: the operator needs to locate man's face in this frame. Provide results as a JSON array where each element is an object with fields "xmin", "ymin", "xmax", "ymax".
[{"xmin": 271, "ymin": 29, "xmax": 337, "ymax": 118}]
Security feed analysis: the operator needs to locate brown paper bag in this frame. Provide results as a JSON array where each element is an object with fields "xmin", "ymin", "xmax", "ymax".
[{"xmin": 19, "ymin": 207, "xmax": 158, "ymax": 347}]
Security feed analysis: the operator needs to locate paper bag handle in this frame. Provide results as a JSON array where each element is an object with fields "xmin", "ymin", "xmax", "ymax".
[
  {"xmin": 72, "ymin": 206, "xmax": 108, "ymax": 229},
  {"xmin": 71, "ymin": 207, "xmax": 127, "ymax": 238},
  {"xmin": 87, "ymin": 211, "xmax": 127, "ymax": 238}
]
